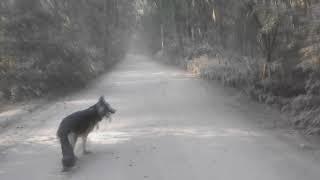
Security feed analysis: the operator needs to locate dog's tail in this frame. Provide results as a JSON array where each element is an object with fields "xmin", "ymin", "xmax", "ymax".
[{"xmin": 57, "ymin": 130, "xmax": 77, "ymax": 169}]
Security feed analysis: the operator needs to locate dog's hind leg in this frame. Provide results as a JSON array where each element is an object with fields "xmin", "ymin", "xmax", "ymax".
[
  {"xmin": 82, "ymin": 135, "xmax": 91, "ymax": 154},
  {"xmin": 59, "ymin": 135, "xmax": 77, "ymax": 171},
  {"xmin": 68, "ymin": 132, "xmax": 78, "ymax": 149}
]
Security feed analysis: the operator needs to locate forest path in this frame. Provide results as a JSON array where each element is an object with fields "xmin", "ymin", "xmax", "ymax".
[{"xmin": 0, "ymin": 54, "xmax": 320, "ymax": 180}]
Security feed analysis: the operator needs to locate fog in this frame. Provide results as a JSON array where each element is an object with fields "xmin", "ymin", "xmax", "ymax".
[{"xmin": 1, "ymin": 0, "xmax": 320, "ymax": 179}]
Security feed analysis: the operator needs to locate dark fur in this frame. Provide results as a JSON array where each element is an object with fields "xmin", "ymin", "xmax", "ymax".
[{"xmin": 57, "ymin": 96, "xmax": 116, "ymax": 171}]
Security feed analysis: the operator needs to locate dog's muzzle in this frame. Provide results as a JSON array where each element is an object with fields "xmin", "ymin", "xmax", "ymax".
[
  {"xmin": 109, "ymin": 107, "xmax": 116, "ymax": 114},
  {"xmin": 105, "ymin": 108, "xmax": 116, "ymax": 122}
]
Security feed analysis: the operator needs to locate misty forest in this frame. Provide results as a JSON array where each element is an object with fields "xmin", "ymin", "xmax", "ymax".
[{"xmin": 1, "ymin": 0, "xmax": 320, "ymax": 179}]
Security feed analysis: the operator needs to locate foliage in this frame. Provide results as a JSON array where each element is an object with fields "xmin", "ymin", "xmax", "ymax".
[
  {"xmin": 137, "ymin": 0, "xmax": 320, "ymax": 130},
  {"xmin": 0, "ymin": 0, "xmax": 135, "ymax": 101}
]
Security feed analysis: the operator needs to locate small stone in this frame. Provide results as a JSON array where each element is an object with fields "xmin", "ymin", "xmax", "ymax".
[
  {"xmin": 300, "ymin": 144, "xmax": 305, "ymax": 148},
  {"xmin": 299, "ymin": 143, "xmax": 314, "ymax": 150}
]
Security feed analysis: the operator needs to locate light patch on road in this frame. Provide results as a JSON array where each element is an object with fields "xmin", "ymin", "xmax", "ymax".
[
  {"xmin": 62, "ymin": 97, "xmax": 121, "ymax": 106},
  {"xmin": 63, "ymin": 99, "xmax": 97, "ymax": 105},
  {"xmin": 147, "ymin": 127, "xmax": 262, "ymax": 138},
  {"xmin": 151, "ymin": 72, "xmax": 166, "ymax": 75},
  {"xmin": 85, "ymin": 126, "xmax": 262, "ymax": 146},
  {"xmin": 115, "ymin": 71, "xmax": 195, "ymax": 79},
  {"xmin": 25, "ymin": 135, "xmax": 58, "ymax": 147},
  {"xmin": 90, "ymin": 131, "xmax": 132, "ymax": 145},
  {"xmin": 0, "ymin": 109, "xmax": 24, "ymax": 118},
  {"xmin": 111, "ymin": 78, "xmax": 192, "ymax": 86}
]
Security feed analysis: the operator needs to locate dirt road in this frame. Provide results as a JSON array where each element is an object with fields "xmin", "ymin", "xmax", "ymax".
[{"xmin": 0, "ymin": 55, "xmax": 320, "ymax": 180}]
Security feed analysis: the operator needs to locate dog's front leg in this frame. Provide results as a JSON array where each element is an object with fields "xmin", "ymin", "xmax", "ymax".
[{"xmin": 82, "ymin": 136, "xmax": 91, "ymax": 154}]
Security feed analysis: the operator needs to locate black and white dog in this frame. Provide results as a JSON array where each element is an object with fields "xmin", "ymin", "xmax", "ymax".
[{"xmin": 57, "ymin": 96, "xmax": 116, "ymax": 171}]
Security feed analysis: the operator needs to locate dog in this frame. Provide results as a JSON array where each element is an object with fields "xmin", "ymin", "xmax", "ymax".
[{"xmin": 57, "ymin": 96, "xmax": 116, "ymax": 171}]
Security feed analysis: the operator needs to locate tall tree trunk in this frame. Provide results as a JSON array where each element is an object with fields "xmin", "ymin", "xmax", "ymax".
[{"xmin": 161, "ymin": 24, "xmax": 164, "ymax": 50}]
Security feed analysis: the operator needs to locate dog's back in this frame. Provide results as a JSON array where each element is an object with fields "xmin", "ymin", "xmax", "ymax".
[{"xmin": 57, "ymin": 106, "xmax": 101, "ymax": 138}]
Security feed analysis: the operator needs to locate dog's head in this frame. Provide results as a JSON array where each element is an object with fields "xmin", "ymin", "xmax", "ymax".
[{"xmin": 96, "ymin": 96, "xmax": 116, "ymax": 119}]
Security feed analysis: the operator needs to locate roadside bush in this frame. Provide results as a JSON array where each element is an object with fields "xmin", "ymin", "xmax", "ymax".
[{"xmin": 0, "ymin": 0, "xmax": 135, "ymax": 102}]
